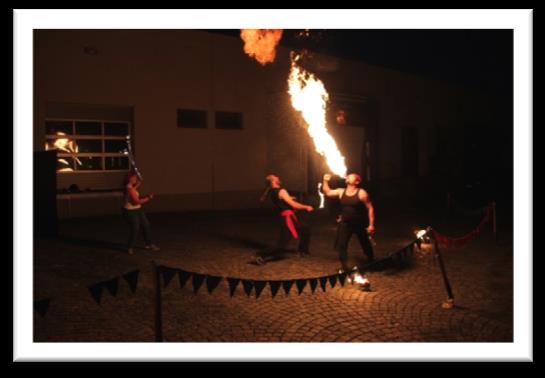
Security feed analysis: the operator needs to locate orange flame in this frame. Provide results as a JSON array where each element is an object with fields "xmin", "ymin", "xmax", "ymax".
[
  {"xmin": 240, "ymin": 29, "xmax": 283, "ymax": 65},
  {"xmin": 288, "ymin": 54, "xmax": 347, "ymax": 178}
]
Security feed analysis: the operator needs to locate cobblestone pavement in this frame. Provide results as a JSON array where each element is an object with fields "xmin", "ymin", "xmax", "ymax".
[{"xmin": 33, "ymin": 208, "xmax": 513, "ymax": 342}]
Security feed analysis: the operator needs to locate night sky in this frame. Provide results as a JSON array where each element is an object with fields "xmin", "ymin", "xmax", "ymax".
[{"xmin": 208, "ymin": 29, "xmax": 513, "ymax": 94}]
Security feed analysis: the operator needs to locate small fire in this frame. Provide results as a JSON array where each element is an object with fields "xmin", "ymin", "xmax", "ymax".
[
  {"xmin": 416, "ymin": 230, "xmax": 427, "ymax": 239},
  {"xmin": 288, "ymin": 54, "xmax": 347, "ymax": 178},
  {"xmin": 348, "ymin": 271, "xmax": 371, "ymax": 291},
  {"xmin": 45, "ymin": 132, "xmax": 82, "ymax": 169},
  {"xmin": 240, "ymin": 29, "xmax": 283, "ymax": 65}
]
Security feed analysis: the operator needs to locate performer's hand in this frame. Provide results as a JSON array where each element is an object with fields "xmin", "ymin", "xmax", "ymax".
[
  {"xmin": 367, "ymin": 225, "xmax": 375, "ymax": 235},
  {"xmin": 323, "ymin": 173, "xmax": 332, "ymax": 181},
  {"xmin": 305, "ymin": 205, "xmax": 314, "ymax": 212},
  {"xmin": 148, "ymin": 193, "xmax": 154, "ymax": 200}
]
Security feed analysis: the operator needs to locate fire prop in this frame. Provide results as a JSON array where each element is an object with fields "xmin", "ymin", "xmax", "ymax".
[{"xmin": 125, "ymin": 135, "xmax": 143, "ymax": 181}]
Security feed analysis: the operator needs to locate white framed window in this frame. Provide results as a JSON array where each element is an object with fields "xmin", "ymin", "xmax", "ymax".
[{"xmin": 44, "ymin": 119, "xmax": 131, "ymax": 173}]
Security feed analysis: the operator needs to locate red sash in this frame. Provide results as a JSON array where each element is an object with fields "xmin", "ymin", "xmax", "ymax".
[{"xmin": 280, "ymin": 209, "xmax": 299, "ymax": 239}]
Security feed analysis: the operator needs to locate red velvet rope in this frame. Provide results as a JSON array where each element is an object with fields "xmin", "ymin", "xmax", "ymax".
[{"xmin": 432, "ymin": 205, "xmax": 492, "ymax": 248}]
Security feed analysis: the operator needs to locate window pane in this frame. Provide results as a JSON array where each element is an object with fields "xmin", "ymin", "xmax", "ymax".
[
  {"xmin": 46, "ymin": 121, "xmax": 72, "ymax": 135},
  {"xmin": 177, "ymin": 109, "xmax": 207, "ymax": 129},
  {"xmin": 75, "ymin": 121, "xmax": 102, "ymax": 136},
  {"xmin": 75, "ymin": 157, "xmax": 102, "ymax": 171},
  {"xmin": 74, "ymin": 139, "xmax": 103, "ymax": 153},
  {"xmin": 56, "ymin": 157, "xmax": 74, "ymax": 172},
  {"xmin": 215, "ymin": 111, "xmax": 243, "ymax": 130},
  {"xmin": 104, "ymin": 139, "xmax": 128, "ymax": 153},
  {"xmin": 105, "ymin": 156, "xmax": 129, "ymax": 170},
  {"xmin": 104, "ymin": 122, "xmax": 129, "ymax": 136}
]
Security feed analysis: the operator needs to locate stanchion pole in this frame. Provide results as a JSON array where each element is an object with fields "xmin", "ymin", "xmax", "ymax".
[
  {"xmin": 152, "ymin": 261, "xmax": 163, "ymax": 342},
  {"xmin": 432, "ymin": 230, "xmax": 455, "ymax": 309}
]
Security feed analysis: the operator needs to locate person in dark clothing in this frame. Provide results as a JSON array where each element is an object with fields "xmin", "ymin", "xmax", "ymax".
[
  {"xmin": 254, "ymin": 174, "xmax": 314, "ymax": 265},
  {"xmin": 322, "ymin": 173, "xmax": 375, "ymax": 272}
]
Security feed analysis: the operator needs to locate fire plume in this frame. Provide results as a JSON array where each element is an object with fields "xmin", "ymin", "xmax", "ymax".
[{"xmin": 240, "ymin": 29, "xmax": 283, "ymax": 65}]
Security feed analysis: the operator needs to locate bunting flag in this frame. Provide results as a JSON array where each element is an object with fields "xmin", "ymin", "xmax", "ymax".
[
  {"xmin": 319, "ymin": 277, "xmax": 328, "ymax": 292},
  {"xmin": 282, "ymin": 280, "xmax": 294, "ymax": 295},
  {"xmin": 296, "ymin": 279, "xmax": 307, "ymax": 295},
  {"xmin": 254, "ymin": 280, "xmax": 267, "ymax": 299},
  {"xmin": 88, "ymin": 282, "xmax": 104, "ymax": 304},
  {"xmin": 104, "ymin": 277, "xmax": 119, "ymax": 297},
  {"xmin": 309, "ymin": 278, "xmax": 318, "ymax": 293},
  {"xmin": 178, "ymin": 270, "xmax": 192, "ymax": 289},
  {"xmin": 338, "ymin": 272, "xmax": 347, "ymax": 287},
  {"xmin": 160, "ymin": 266, "xmax": 177, "ymax": 288},
  {"xmin": 328, "ymin": 275, "xmax": 337, "ymax": 289},
  {"xmin": 34, "ymin": 298, "xmax": 50, "ymax": 317},
  {"xmin": 206, "ymin": 275, "xmax": 222, "ymax": 294},
  {"xmin": 122, "ymin": 270, "xmax": 139, "ymax": 293},
  {"xmin": 242, "ymin": 280, "xmax": 254, "ymax": 297},
  {"xmin": 269, "ymin": 280, "xmax": 281, "ymax": 298},
  {"xmin": 192, "ymin": 273, "xmax": 206, "ymax": 294},
  {"xmin": 227, "ymin": 278, "xmax": 240, "ymax": 297}
]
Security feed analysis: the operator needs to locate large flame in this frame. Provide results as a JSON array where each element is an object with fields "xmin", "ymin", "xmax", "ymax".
[
  {"xmin": 288, "ymin": 55, "xmax": 347, "ymax": 178},
  {"xmin": 240, "ymin": 29, "xmax": 283, "ymax": 65}
]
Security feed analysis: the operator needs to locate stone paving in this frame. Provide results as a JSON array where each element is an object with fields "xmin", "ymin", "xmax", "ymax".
[{"xmin": 33, "ymin": 206, "xmax": 513, "ymax": 342}]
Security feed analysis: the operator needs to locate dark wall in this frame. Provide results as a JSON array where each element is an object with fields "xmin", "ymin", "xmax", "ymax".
[{"xmin": 34, "ymin": 151, "xmax": 58, "ymax": 238}]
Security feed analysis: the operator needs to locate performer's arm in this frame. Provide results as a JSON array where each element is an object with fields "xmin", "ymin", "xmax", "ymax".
[
  {"xmin": 279, "ymin": 189, "xmax": 313, "ymax": 212},
  {"xmin": 128, "ymin": 187, "xmax": 152, "ymax": 205},
  {"xmin": 322, "ymin": 174, "xmax": 342, "ymax": 198},
  {"xmin": 359, "ymin": 189, "xmax": 375, "ymax": 234}
]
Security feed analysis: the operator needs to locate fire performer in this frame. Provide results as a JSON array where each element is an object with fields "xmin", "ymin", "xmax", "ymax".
[
  {"xmin": 322, "ymin": 173, "xmax": 375, "ymax": 272},
  {"xmin": 254, "ymin": 174, "xmax": 314, "ymax": 265},
  {"xmin": 123, "ymin": 171, "xmax": 160, "ymax": 254}
]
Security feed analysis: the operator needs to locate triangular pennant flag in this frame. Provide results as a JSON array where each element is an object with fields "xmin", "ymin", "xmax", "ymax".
[
  {"xmin": 227, "ymin": 278, "xmax": 240, "ymax": 297},
  {"xmin": 122, "ymin": 270, "xmax": 139, "ymax": 293},
  {"xmin": 104, "ymin": 277, "xmax": 119, "ymax": 296},
  {"xmin": 328, "ymin": 275, "xmax": 337, "ymax": 289},
  {"xmin": 242, "ymin": 280, "xmax": 254, "ymax": 297},
  {"xmin": 192, "ymin": 273, "xmax": 206, "ymax": 294},
  {"xmin": 88, "ymin": 282, "xmax": 104, "ymax": 304},
  {"xmin": 282, "ymin": 280, "xmax": 294, "ymax": 296},
  {"xmin": 206, "ymin": 275, "xmax": 222, "ymax": 294},
  {"xmin": 34, "ymin": 298, "xmax": 50, "ymax": 317},
  {"xmin": 309, "ymin": 278, "xmax": 318, "ymax": 293},
  {"xmin": 178, "ymin": 270, "xmax": 192, "ymax": 289},
  {"xmin": 269, "ymin": 281, "xmax": 281, "ymax": 298},
  {"xmin": 338, "ymin": 272, "xmax": 347, "ymax": 287},
  {"xmin": 254, "ymin": 280, "xmax": 267, "ymax": 299},
  {"xmin": 160, "ymin": 266, "xmax": 177, "ymax": 288},
  {"xmin": 319, "ymin": 276, "xmax": 328, "ymax": 292},
  {"xmin": 296, "ymin": 279, "xmax": 307, "ymax": 295}
]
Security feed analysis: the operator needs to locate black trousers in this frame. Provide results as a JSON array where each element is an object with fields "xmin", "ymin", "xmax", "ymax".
[
  {"xmin": 122, "ymin": 208, "xmax": 153, "ymax": 248},
  {"xmin": 258, "ymin": 214, "xmax": 311, "ymax": 258},
  {"xmin": 335, "ymin": 221, "xmax": 374, "ymax": 270}
]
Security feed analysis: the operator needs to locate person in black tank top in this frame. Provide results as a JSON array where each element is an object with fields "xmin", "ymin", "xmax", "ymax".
[
  {"xmin": 322, "ymin": 173, "xmax": 376, "ymax": 272},
  {"xmin": 254, "ymin": 174, "xmax": 314, "ymax": 265}
]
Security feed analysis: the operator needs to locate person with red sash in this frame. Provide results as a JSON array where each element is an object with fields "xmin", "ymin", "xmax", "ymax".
[{"xmin": 254, "ymin": 174, "xmax": 314, "ymax": 265}]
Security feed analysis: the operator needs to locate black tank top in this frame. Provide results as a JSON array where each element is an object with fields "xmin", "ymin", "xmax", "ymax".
[
  {"xmin": 340, "ymin": 188, "xmax": 368, "ymax": 223},
  {"xmin": 270, "ymin": 187, "xmax": 293, "ymax": 211}
]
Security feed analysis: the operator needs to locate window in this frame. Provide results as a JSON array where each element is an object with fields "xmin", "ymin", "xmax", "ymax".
[
  {"xmin": 44, "ymin": 119, "xmax": 131, "ymax": 173},
  {"xmin": 177, "ymin": 109, "xmax": 207, "ymax": 129},
  {"xmin": 215, "ymin": 111, "xmax": 243, "ymax": 130}
]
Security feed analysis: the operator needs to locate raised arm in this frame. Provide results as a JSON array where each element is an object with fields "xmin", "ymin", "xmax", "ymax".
[
  {"xmin": 322, "ymin": 174, "xmax": 343, "ymax": 199},
  {"xmin": 279, "ymin": 189, "xmax": 313, "ymax": 212}
]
